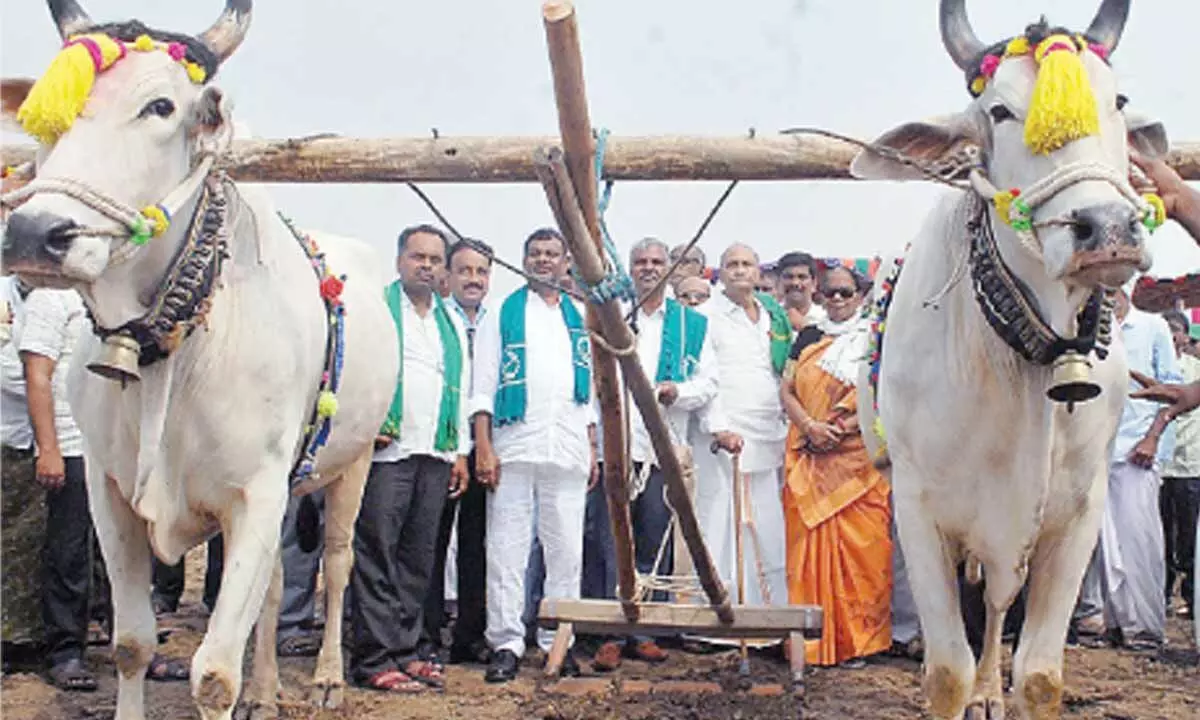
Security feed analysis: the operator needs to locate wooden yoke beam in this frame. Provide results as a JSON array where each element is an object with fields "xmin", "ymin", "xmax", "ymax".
[{"xmin": 539, "ymin": 0, "xmax": 734, "ymax": 626}]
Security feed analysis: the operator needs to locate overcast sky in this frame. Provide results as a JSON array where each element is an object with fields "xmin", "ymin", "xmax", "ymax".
[{"xmin": 3, "ymin": 0, "xmax": 1197, "ymax": 297}]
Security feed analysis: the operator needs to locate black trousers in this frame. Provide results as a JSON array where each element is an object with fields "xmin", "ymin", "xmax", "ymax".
[
  {"xmin": 421, "ymin": 450, "xmax": 487, "ymax": 653},
  {"xmin": 151, "ymin": 535, "xmax": 224, "ymax": 612},
  {"xmin": 350, "ymin": 455, "xmax": 449, "ymax": 680},
  {"xmin": 1161, "ymin": 477, "xmax": 1200, "ymax": 611},
  {"xmin": 43, "ymin": 456, "xmax": 93, "ymax": 666}
]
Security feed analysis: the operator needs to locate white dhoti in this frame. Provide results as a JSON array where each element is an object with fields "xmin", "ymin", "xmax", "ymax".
[
  {"xmin": 485, "ymin": 461, "xmax": 587, "ymax": 656},
  {"xmin": 692, "ymin": 443, "xmax": 788, "ymax": 608},
  {"xmin": 1080, "ymin": 461, "xmax": 1167, "ymax": 642}
]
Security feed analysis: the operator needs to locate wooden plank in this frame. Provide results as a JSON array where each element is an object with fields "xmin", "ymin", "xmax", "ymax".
[
  {"xmin": 538, "ymin": 599, "xmax": 823, "ymax": 640},
  {"xmin": 7, "ymin": 136, "xmax": 1199, "ymax": 183}
]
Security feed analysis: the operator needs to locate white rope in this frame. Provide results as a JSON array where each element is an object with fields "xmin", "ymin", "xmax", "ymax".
[{"xmin": 968, "ymin": 161, "xmax": 1150, "ymax": 261}]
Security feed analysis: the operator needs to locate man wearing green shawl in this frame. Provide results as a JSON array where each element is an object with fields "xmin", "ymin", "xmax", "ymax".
[
  {"xmin": 470, "ymin": 228, "xmax": 597, "ymax": 684},
  {"xmin": 689, "ymin": 243, "xmax": 792, "ymax": 638},
  {"xmin": 582, "ymin": 237, "xmax": 722, "ymax": 672},
  {"xmin": 349, "ymin": 225, "xmax": 471, "ymax": 694}
]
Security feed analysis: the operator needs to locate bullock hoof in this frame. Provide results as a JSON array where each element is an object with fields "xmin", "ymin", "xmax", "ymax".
[
  {"xmin": 196, "ymin": 669, "xmax": 236, "ymax": 713},
  {"xmin": 233, "ymin": 701, "xmax": 278, "ymax": 720},
  {"xmin": 309, "ymin": 681, "xmax": 345, "ymax": 710},
  {"xmin": 963, "ymin": 697, "xmax": 1004, "ymax": 719}
]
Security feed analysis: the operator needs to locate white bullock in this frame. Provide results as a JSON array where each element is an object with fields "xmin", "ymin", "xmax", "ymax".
[
  {"xmin": 0, "ymin": 2, "xmax": 397, "ymax": 720},
  {"xmin": 854, "ymin": 1, "xmax": 1169, "ymax": 718}
]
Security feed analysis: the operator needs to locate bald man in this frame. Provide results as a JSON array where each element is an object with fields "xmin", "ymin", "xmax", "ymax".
[
  {"xmin": 691, "ymin": 244, "xmax": 793, "ymax": 627},
  {"xmin": 675, "ymin": 276, "xmax": 711, "ymax": 308}
]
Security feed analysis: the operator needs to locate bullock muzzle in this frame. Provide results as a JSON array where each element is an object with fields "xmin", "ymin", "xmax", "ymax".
[
  {"xmin": 1066, "ymin": 201, "xmax": 1149, "ymax": 287},
  {"xmin": 1, "ymin": 211, "xmax": 78, "ymax": 286}
]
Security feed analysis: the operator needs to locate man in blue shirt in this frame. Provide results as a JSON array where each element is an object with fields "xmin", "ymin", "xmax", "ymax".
[{"xmin": 1076, "ymin": 282, "xmax": 1182, "ymax": 649}]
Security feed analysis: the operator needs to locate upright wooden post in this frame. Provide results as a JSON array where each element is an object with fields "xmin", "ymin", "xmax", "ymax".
[{"xmin": 542, "ymin": 0, "xmax": 641, "ymax": 628}]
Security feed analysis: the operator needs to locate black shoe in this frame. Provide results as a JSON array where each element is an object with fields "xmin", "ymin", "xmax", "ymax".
[
  {"xmin": 560, "ymin": 652, "xmax": 582, "ymax": 678},
  {"xmin": 485, "ymin": 649, "xmax": 519, "ymax": 683},
  {"xmin": 449, "ymin": 641, "xmax": 492, "ymax": 665},
  {"xmin": 541, "ymin": 650, "xmax": 581, "ymax": 678}
]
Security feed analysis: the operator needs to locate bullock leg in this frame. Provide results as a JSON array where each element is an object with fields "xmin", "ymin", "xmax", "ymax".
[
  {"xmin": 893, "ymin": 485, "xmax": 975, "ymax": 720},
  {"xmin": 91, "ymin": 472, "xmax": 156, "ymax": 720},
  {"xmin": 1012, "ymin": 510, "xmax": 1103, "ymax": 720},
  {"xmin": 310, "ymin": 447, "xmax": 372, "ymax": 709},
  {"xmin": 192, "ymin": 474, "xmax": 289, "ymax": 720},
  {"xmin": 965, "ymin": 597, "xmax": 1007, "ymax": 719},
  {"xmin": 238, "ymin": 555, "xmax": 284, "ymax": 720}
]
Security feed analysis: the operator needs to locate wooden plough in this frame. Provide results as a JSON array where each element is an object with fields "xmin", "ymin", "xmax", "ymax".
[{"xmin": 530, "ymin": 0, "xmax": 821, "ymax": 700}]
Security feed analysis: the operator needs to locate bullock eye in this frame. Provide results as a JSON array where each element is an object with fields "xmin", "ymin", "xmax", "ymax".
[
  {"xmin": 1116, "ymin": 94, "xmax": 1129, "ymax": 111},
  {"xmin": 989, "ymin": 104, "xmax": 1015, "ymax": 123},
  {"xmin": 139, "ymin": 98, "xmax": 176, "ymax": 119}
]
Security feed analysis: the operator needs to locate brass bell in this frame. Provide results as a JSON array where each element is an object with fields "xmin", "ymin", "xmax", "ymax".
[
  {"xmin": 87, "ymin": 334, "xmax": 142, "ymax": 384},
  {"xmin": 1047, "ymin": 351, "xmax": 1100, "ymax": 405}
]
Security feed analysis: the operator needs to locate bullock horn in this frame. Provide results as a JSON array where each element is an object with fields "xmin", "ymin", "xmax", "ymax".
[
  {"xmin": 46, "ymin": 0, "xmax": 94, "ymax": 40},
  {"xmin": 1085, "ymin": 0, "xmax": 1131, "ymax": 54},
  {"xmin": 939, "ymin": 0, "xmax": 986, "ymax": 71},
  {"xmin": 198, "ymin": 0, "xmax": 253, "ymax": 64}
]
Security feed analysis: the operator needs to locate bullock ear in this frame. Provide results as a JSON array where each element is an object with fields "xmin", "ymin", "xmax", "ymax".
[
  {"xmin": 850, "ymin": 114, "xmax": 979, "ymax": 182},
  {"xmin": 1, "ymin": 78, "xmax": 35, "ymax": 130},
  {"xmin": 190, "ymin": 86, "xmax": 233, "ymax": 147},
  {"xmin": 1125, "ymin": 111, "xmax": 1169, "ymax": 159}
]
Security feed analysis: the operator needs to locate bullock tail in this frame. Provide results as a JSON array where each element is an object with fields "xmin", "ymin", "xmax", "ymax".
[{"xmin": 964, "ymin": 554, "xmax": 983, "ymax": 585}]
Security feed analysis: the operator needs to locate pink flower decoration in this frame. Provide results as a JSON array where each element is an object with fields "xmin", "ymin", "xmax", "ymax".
[
  {"xmin": 167, "ymin": 42, "xmax": 187, "ymax": 61},
  {"xmin": 1088, "ymin": 43, "xmax": 1109, "ymax": 60},
  {"xmin": 979, "ymin": 54, "xmax": 1001, "ymax": 78}
]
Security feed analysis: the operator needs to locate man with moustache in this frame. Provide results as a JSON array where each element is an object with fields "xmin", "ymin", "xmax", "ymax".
[
  {"xmin": 350, "ymin": 225, "xmax": 472, "ymax": 694},
  {"xmin": 691, "ymin": 244, "xmax": 793, "ymax": 619},
  {"xmin": 775, "ymin": 252, "xmax": 826, "ymax": 333},
  {"xmin": 419, "ymin": 237, "xmax": 494, "ymax": 665},
  {"xmin": 472, "ymin": 228, "xmax": 598, "ymax": 683},
  {"xmin": 583, "ymin": 238, "xmax": 721, "ymax": 671}
]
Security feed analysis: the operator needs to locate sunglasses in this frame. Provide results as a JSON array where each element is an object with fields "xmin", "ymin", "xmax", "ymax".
[{"xmin": 823, "ymin": 287, "xmax": 857, "ymax": 300}]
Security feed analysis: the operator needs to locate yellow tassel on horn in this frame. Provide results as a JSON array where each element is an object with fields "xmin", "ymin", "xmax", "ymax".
[
  {"xmin": 1024, "ymin": 34, "xmax": 1100, "ymax": 155},
  {"xmin": 16, "ymin": 33, "xmax": 126, "ymax": 145}
]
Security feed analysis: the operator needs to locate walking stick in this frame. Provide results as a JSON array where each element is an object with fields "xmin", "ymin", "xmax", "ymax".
[{"xmin": 730, "ymin": 451, "xmax": 751, "ymax": 677}]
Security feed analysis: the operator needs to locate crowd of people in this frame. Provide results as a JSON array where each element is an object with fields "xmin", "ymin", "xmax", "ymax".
[{"xmin": 2, "ymin": 153, "xmax": 1199, "ymax": 695}]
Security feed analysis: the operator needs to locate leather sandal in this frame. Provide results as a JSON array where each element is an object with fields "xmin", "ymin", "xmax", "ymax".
[
  {"xmin": 47, "ymin": 658, "xmax": 97, "ymax": 692},
  {"xmin": 363, "ymin": 669, "xmax": 424, "ymax": 694},
  {"xmin": 404, "ymin": 660, "xmax": 445, "ymax": 689}
]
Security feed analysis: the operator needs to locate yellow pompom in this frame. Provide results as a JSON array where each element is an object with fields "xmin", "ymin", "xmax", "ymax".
[
  {"xmin": 316, "ymin": 391, "xmax": 339, "ymax": 418},
  {"xmin": 183, "ymin": 61, "xmax": 207, "ymax": 84},
  {"xmin": 140, "ymin": 205, "xmax": 170, "ymax": 237},
  {"xmin": 132, "ymin": 34, "xmax": 156, "ymax": 52},
  {"xmin": 970, "ymin": 76, "xmax": 987, "ymax": 95},
  {"xmin": 1024, "ymin": 34, "xmax": 1099, "ymax": 155},
  {"xmin": 16, "ymin": 33, "xmax": 125, "ymax": 145},
  {"xmin": 872, "ymin": 416, "xmax": 887, "ymax": 444},
  {"xmin": 1005, "ymin": 36, "xmax": 1030, "ymax": 57},
  {"xmin": 1143, "ymin": 193, "xmax": 1166, "ymax": 230},
  {"xmin": 994, "ymin": 190, "xmax": 1016, "ymax": 224}
]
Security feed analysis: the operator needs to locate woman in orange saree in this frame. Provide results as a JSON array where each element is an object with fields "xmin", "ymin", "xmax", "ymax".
[{"xmin": 782, "ymin": 266, "xmax": 892, "ymax": 667}]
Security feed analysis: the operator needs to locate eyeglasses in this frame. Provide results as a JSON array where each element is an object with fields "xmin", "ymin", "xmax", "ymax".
[{"xmin": 823, "ymin": 287, "xmax": 857, "ymax": 300}]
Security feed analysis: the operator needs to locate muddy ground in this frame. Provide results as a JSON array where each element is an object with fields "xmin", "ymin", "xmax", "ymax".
[{"xmin": 3, "ymin": 546, "xmax": 1197, "ymax": 719}]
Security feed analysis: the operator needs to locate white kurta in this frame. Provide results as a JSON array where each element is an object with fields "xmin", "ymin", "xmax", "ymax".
[
  {"xmin": 374, "ymin": 290, "xmax": 472, "ymax": 464},
  {"xmin": 692, "ymin": 291, "xmax": 788, "ymax": 610},
  {"xmin": 470, "ymin": 289, "xmax": 595, "ymax": 656}
]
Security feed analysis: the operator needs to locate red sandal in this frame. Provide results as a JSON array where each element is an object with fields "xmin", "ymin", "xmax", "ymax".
[{"xmin": 363, "ymin": 669, "xmax": 424, "ymax": 694}]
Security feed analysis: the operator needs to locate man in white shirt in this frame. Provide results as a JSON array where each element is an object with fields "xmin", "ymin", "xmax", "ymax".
[
  {"xmin": 584, "ymin": 238, "xmax": 721, "ymax": 671},
  {"xmin": 775, "ymin": 252, "xmax": 827, "ymax": 334},
  {"xmin": 472, "ymin": 228, "xmax": 598, "ymax": 683},
  {"xmin": 1161, "ymin": 310, "xmax": 1200, "ymax": 620},
  {"xmin": 422, "ymin": 237, "xmax": 494, "ymax": 666},
  {"xmin": 349, "ymin": 225, "xmax": 471, "ymax": 694},
  {"xmin": 691, "ymin": 244, "xmax": 792, "ymax": 617},
  {"xmin": 15, "ymin": 285, "xmax": 98, "ymax": 690}
]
